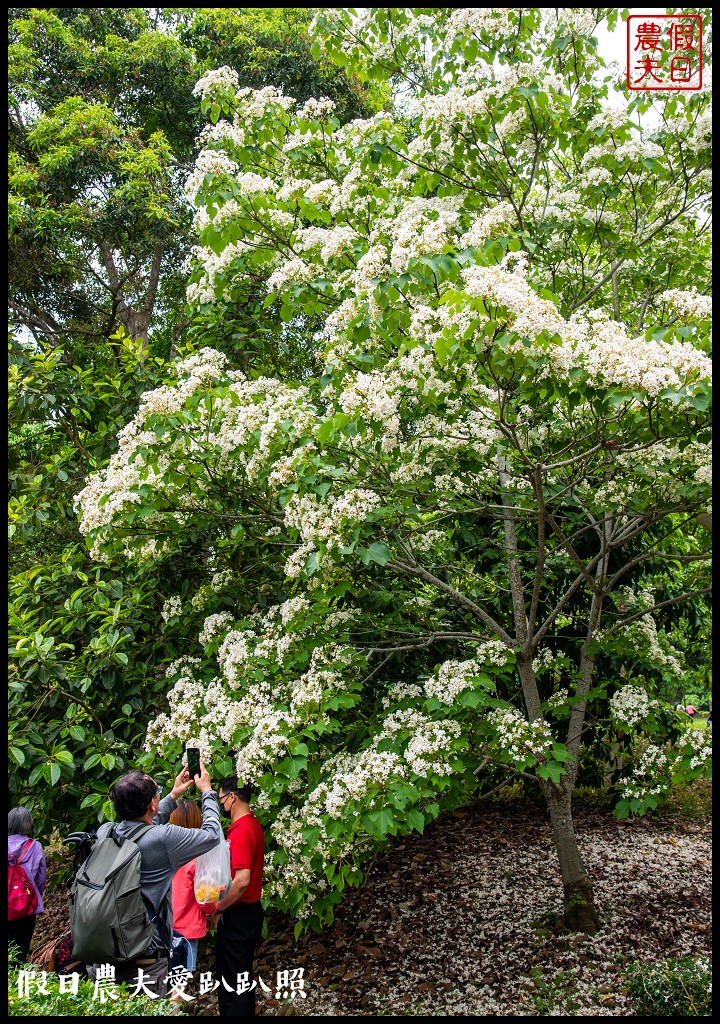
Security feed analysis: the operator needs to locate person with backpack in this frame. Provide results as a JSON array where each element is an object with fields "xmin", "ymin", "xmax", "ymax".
[
  {"xmin": 8, "ymin": 807, "xmax": 46, "ymax": 965},
  {"xmin": 76, "ymin": 758, "xmax": 222, "ymax": 998}
]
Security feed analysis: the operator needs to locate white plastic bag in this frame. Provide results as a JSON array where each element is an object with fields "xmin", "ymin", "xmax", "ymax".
[{"xmin": 194, "ymin": 839, "xmax": 231, "ymax": 904}]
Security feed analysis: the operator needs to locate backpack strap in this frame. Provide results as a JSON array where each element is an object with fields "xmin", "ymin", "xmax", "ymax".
[
  {"xmin": 126, "ymin": 823, "xmax": 153, "ymax": 843},
  {"xmin": 8, "ymin": 839, "xmax": 34, "ymax": 866}
]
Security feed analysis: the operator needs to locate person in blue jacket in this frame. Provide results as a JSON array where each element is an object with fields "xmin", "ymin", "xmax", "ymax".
[{"xmin": 8, "ymin": 807, "xmax": 47, "ymax": 964}]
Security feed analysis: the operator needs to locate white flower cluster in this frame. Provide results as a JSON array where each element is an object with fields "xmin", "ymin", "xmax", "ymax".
[
  {"xmin": 282, "ymin": 488, "xmax": 381, "ymax": 567},
  {"xmin": 384, "ymin": 196, "xmax": 462, "ymax": 273},
  {"xmin": 586, "ymin": 107, "xmax": 629, "ymax": 132},
  {"xmin": 218, "ymin": 624, "xmax": 293, "ymax": 689},
  {"xmin": 613, "ymin": 138, "xmax": 664, "ymax": 163},
  {"xmin": 266, "ymin": 257, "xmax": 315, "ymax": 294},
  {"xmin": 146, "ymin": 602, "xmax": 359, "ymax": 790},
  {"xmin": 609, "ymin": 685, "xmax": 658, "ymax": 730},
  {"xmin": 323, "ymin": 609, "xmax": 355, "ymax": 630},
  {"xmin": 553, "ymin": 311, "xmax": 712, "ymax": 397},
  {"xmin": 352, "ymin": 244, "xmax": 389, "ymax": 291},
  {"xmin": 197, "ymin": 120, "xmax": 246, "ymax": 149},
  {"xmin": 381, "ymin": 680, "xmax": 425, "ymax": 709},
  {"xmin": 531, "ymin": 647, "xmax": 556, "ymax": 675},
  {"xmin": 185, "ymin": 148, "xmax": 239, "ymax": 199},
  {"xmin": 199, "ymin": 612, "xmax": 235, "ymax": 646},
  {"xmin": 545, "ymin": 688, "xmax": 570, "ymax": 711},
  {"xmin": 161, "ymin": 596, "xmax": 182, "ymax": 622},
  {"xmin": 460, "ymin": 202, "xmax": 515, "ymax": 248},
  {"xmin": 424, "ymin": 658, "xmax": 483, "ymax": 704},
  {"xmin": 190, "ymin": 586, "xmax": 211, "ymax": 611},
  {"xmin": 621, "ymin": 743, "xmax": 669, "ymax": 801},
  {"xmin": 487, "ymin": 708, "xmax": 554, "ymax": 764},
  {"xmin": 75, "ymin": 348, "xmax": 233, "ymax": 543},
  {"xmin": 145, "ymin": 667, "xmax": 214, "ymax": 756},
  {"xmin": 660, "ymin": 288, "xmax": 712, "ymax": 322},
  {"xmin": 294, "ymin": 224, "xmax": 358, "ymax": 263},
  {"xmin": 279, "ymin": 596, "xmax": 311, "ymax": 624},
  {"xmin": 462, "ymin": 261, "xmax": 565, "ymax": 342},
  {"xmin": 235, "ymin": 85, "xmax": 296, "ymax": 120},
  {"xmin": 263, "ymin": 700, "xmax": 464, "ymax": 915},
  {"xmin": 445, "ymin": 8, "xmax": 514, "ymax": 42},
  {"xmin": 164, "ymin": 655, "xmax": 202, "ymax": 679},
  {"xmin": 610, "ymin": 586, "xmax": 684, "ymax": 676},
  {"xmin": 547, "ymin": 8, "xmax": 598, "ymax": 36},
  {"xmin": 192, "ymin": 65, "xmax": 239, "ymax": 98},
  {"xmin": 410, "ymin": 529, "xmax": 446, "ymax": 555},
  {"xmin": 298, "ymin": 97, "xmax": 335, "ymax": 120},
  {"xmin": 186, "ymin": 240, "xmax": 251, "ymax": 303},
  {"xmin": 211, "ymin": 569, "xmax": 234, "ymax": 589},
  {"xmin": 682, "ymin": 728, "xmax": 712, "ymax": 772}
]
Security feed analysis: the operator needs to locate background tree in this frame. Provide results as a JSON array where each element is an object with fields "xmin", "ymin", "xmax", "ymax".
[{"xmin": 73, "ymin": 9, "xmax": 712, "ymax": 933}]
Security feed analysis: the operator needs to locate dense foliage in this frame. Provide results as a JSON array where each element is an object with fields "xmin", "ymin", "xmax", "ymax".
[{"xmin": 623, "ymin": 955, "xmax": 712, "ymax": 1017}]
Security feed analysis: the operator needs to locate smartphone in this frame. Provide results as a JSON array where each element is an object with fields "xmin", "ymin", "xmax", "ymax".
[{"xmin": 186, "ymin": 747, "xmax": 201, "ymax": 780}]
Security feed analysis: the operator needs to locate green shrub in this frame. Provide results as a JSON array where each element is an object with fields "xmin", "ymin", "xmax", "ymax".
[
  {"xmin": 8, "ymin": 947, "xmax": 181, "ymax": 1016},
  {"xmin": 624, "ymin": 956, "xmax": 711, "ymax": 1016},
  {"xmin": 663, "ymin": 777, "xmax": 713, "ymax": 820}
]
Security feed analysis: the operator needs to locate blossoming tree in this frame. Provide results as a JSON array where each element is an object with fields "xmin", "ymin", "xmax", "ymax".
[{"xmin": 75, "ymin": 9, "xmax": 712, "ymax": 933}]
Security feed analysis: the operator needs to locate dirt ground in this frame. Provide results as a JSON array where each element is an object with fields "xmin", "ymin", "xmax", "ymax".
[{"xmin": 30, "ymin": 795, "xmax": 712, "ymax": 1016}]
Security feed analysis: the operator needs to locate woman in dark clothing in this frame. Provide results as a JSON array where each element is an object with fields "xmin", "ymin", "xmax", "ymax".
[{"xmin": 8, "ymin": 807, "xmax": 47, "ymax": 964}]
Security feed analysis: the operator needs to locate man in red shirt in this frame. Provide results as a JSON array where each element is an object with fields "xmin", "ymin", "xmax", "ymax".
[{"xmin": 211, "ymin": 777, "xmax": 265, "ymax": 1017}]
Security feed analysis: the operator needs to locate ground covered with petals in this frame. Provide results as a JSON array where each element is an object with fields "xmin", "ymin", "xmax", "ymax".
[{"xmin": 250, "ymin": 797, "xmax": 711, "ymax": 1016}]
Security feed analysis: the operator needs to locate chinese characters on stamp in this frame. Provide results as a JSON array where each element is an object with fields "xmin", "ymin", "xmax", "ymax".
[{"xmin": 627, "ymin": 14, "xmax": 703, "ymax": 91}]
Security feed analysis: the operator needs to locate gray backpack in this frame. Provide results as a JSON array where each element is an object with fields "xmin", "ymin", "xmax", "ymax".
[{"xmin": 69, "ymin": 823, "xmax": 155, "ymax": 964}]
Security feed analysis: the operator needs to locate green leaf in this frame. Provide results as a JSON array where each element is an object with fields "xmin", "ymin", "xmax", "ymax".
[
  {"xmin": 614, "ymin": 798, "xmax": 631, "ymax": 819},
  {"xmin": 458, "ymin": 689, "xmax": 483, "ymax": 708},
  {"xmin": 536, "ymin": 761, "xmax": 564, "ymax": 783},
  {"xmin": 406, "ymin": 808, "xmax": 425, "ymax": 833},
  {"xmin": 365, "ymin": 541, "xmax": 392, "ymax": 565}
]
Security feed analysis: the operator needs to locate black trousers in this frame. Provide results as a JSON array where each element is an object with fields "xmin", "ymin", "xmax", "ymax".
[
  {"xmin": 215, "ymin": 901, "xmax": 264, "ymax": 1017},
  {"xmin": 8, "ymin": 913, "xmax": 37, "ymax": 964}
]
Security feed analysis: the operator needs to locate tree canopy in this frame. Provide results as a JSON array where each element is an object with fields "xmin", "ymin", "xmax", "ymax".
[{"xmin": 63, "ymin": 8, "xmax": 712, "ymax": 935}]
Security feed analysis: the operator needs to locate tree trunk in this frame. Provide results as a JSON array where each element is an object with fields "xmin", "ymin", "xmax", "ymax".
[
  {"xmin": 516, "ymin": 657, "xmax": 600, "ymax": 933},
  {"xmin": 123, "ymin": 308, "xmax": 152, "ymax": 345},
  {"xmin": 543, "ymin": 782, "xmax": 600, "ymax": 933}
]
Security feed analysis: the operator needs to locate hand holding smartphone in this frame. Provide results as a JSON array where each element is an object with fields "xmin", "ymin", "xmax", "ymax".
[{"xmin": 186, "ymin": 747, "xmax": 202, "ymax": 781}]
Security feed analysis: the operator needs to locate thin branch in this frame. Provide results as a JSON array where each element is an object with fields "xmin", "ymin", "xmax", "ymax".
[
  {"xmin": 601, "ymin": 587, "xmax": 713, "ymax": 640},
  {"xmin": 389, "ymin": 559, "xmax": 514, "ymax": 646},
  {"xmin": 363, "ymin": 631, "xmax": 491, "ymax": 655}
]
